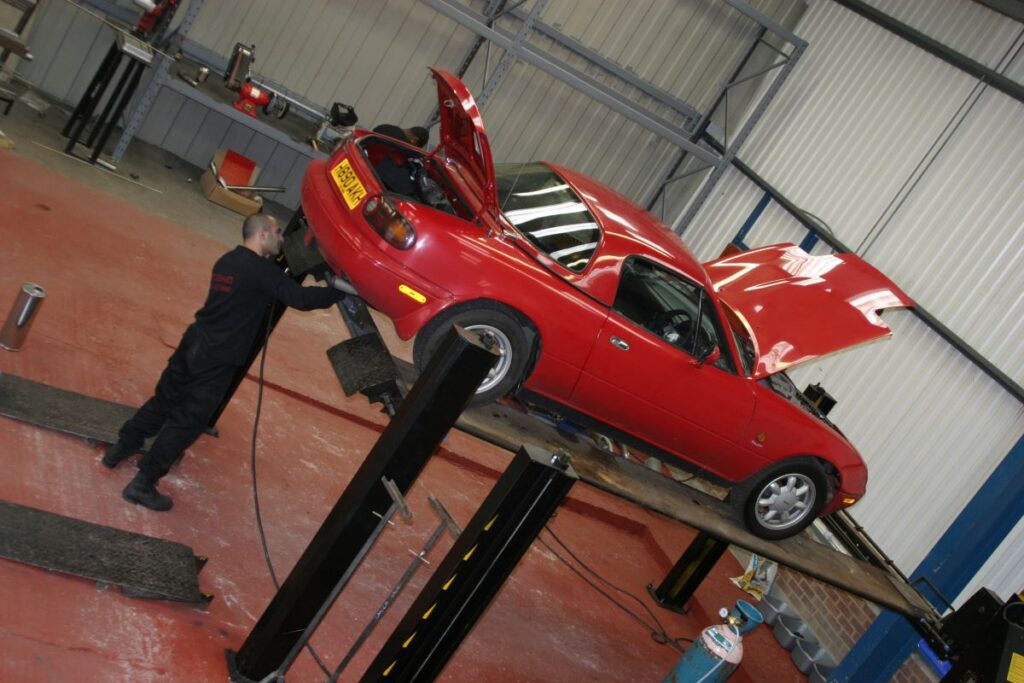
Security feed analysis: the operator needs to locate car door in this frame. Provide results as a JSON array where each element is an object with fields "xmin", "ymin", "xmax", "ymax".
[{"xmin": 570, "ymin": 257, "xmax": 757, "ymax": 477}]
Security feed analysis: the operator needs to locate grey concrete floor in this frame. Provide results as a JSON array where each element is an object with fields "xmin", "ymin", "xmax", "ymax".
[{"xmin": 0, "ymin": 81, "xmax": 271, "ymax": 246}]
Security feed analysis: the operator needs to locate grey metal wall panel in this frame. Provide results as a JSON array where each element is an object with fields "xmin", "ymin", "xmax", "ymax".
[
  {"xmin": 40, "ymin": 9, "xmax": 104, "ymax": 102},
  {"xmin": 64, "ymin": 25, "xmax": 119, "ymax": 106},
  {"xmin": 242, "ymin": 134, "xmax": 279, "ymax": 174},
  {"xmin": 259, "ymin": 144, "xmax": 301, "ymax": 190},
  {"xmin": 182, "ymin": 0, "xmax": 803, "ymax": 206},
  {"xmin": 161, "ymin": 99, "xmax": 211, "ymax": 160},
  {"xmin": 685, "ymin": 0, "xmax": 1024, "ymax": 594},
  {"xmin": 183, "ymin": 110, "xmax": 234, "ymax": 168},
  {"xmin": 16, "ymin": 0, "xmax": 71, "ymax": 87},
  {"xmin": 278, "ymin": 155, "xmax": 312, "ymax": 209},
  {"xmin": 218, "ymin": 121, "xmax": 257, "ymax": 157},
  {"xmin": 136, "ymin": 87, "xmax": 186, "ymax": 147}
]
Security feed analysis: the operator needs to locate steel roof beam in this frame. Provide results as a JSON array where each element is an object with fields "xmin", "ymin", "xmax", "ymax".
[
  {"xmin": 832, "ymin": 0, "xmax": 1024, "ymax": 104},
  {"xmin": 420, "ymin": 0, "xmax": 723, "ymax": 165}
]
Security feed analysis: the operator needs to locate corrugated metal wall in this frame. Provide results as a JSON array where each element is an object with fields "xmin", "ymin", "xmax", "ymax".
[
  {"xmin": 183, "ymin": 0, "xmax": 805, "ymax": 201},
  {"xmin": 685, "ymin": 0, "xmax": 1024, "ymax": 605},
  {"xmin": 18, "ymin": 0, "xmax": 805, "ymax": 210}
]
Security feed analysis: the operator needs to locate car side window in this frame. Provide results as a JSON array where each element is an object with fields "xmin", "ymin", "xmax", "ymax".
[{"xmin": 612, "ymin": 258, "xmax": 735, "ymax": 373}]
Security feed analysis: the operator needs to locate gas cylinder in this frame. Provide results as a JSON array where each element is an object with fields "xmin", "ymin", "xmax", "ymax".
[{"xmin": 664, "ymin": 600, "xmax": 764, "ymax": 683}]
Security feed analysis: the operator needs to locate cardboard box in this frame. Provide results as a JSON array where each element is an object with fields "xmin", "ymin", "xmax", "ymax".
[{"xmin": 199, "ymin": 149, "xmax": 264, "ymax": 216}]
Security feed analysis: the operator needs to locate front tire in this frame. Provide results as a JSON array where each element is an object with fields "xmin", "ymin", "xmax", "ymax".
[
  {"xmin": 732, "ymin": 458, "xmax": 828, "ymax": 540},
  {"xmin": 413, "ymin": 302, "xmax": 531, "ymax": 406}
]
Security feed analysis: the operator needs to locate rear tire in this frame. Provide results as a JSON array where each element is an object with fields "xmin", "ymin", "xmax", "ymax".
[
  {"xmin": 413, "ymin": 302, "xmax": 531, "ymax": 406},
  {"xmin": 732, "ymin": 457, "xmax": 828, "ymax": 540}
]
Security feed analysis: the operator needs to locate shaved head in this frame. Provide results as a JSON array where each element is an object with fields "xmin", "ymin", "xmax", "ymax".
[{"xmin": 242, "ymin": 213, "xmax": 276, "ymax": 241}]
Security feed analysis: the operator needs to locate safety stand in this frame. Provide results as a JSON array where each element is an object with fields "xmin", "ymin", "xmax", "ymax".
[
  {"xmin": 328, "ymin": 496, "xmax": 462, "ymax": 681},
  {"xmin": 226, "ymin": 326, "xmax": 498, "ymax": 682},
  {"xmin": 62, "ymin": 31, "xmax": 153, "ymax": 165},
  {"xmin": 360, "ymin": 445, "xmax": 578, "ymax": 682},
  {"xmin": 647, "ymin": 531, "xmax": 730, "ymax": 614}
]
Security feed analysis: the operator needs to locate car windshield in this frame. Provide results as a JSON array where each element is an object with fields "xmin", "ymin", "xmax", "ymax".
[{"xmin": 495, "ymin": 162, "xmax": 601, "ymax": 272}]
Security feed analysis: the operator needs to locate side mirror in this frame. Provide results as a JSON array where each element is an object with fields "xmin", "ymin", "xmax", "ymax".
[{"xmin": 691, "ymin": 345, "xmax": 721, "ymax": 368}]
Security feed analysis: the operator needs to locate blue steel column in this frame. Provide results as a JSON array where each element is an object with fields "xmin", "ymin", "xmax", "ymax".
[{"xmin": 832, "ymin": 434, "xmax": 1024, "ymax": 682}]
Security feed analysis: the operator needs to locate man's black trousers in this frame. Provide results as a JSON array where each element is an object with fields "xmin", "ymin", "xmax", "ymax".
[{"xmin": 118, "ymin": 327, "xmax": 237, "ymax": 481}]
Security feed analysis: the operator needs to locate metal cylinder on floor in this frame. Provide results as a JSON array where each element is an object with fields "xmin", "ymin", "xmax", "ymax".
[{"xmin": 0, "ymin": 283, "xmax": 46, "ymax": 351}]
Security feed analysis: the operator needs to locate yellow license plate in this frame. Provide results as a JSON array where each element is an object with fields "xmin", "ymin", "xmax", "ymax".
[{"xmin": 330, "ymin": 158, "xmax": 367, "ymax": 210}]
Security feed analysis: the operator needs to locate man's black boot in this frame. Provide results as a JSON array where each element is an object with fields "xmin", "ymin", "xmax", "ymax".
[
  {"xmin": 122, "ymin": 472, "xmax": 173, "ymax": 511},
  {"xmin": 101, "ymin": 442, "xmax": 137, "ymax": 469}
]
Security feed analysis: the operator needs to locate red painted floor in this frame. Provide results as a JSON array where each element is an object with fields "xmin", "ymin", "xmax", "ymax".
[{"xmin": 0, "ymin": 150, "xmax": 804, "ymax": 682}]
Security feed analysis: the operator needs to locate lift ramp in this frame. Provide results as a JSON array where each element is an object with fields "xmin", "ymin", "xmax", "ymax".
[
  {"xmin": 452, "ymin": 399, "xmax": 934, "ymax": 620},
  {"xmin": 372, "ymin": 356, "xmax": 935, "ymax": 621},
  {"xmin": 0, "ymin": 368, "xmax": 932, "ymax": 621}
]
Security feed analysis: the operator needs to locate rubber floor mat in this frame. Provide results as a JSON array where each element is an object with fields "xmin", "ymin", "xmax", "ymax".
[
  {"xmin": 0, "ymin": 500, "xmax": 207, "ymax": 603},
  {"xmin": 0, "ymin": 372, "xmax": 136, "ymax": 447}
]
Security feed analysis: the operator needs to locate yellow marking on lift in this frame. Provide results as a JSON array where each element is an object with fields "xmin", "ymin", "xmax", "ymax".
[
  {"xmin": 403, "ymin": 632, "xmax": 416, "ymax": 649},
  {"xmin": 443, "ymin": 574, "xmax": 457, "ymax": 590},
  {"xmin": 423, "ymin": 603, "xmax": 437, "ymax": 620},
  {"xmin": 398, "ymin": 284, "xmax": 427, "ymax": 304},
  {"xmin": 484, "ymin": 515, "xmax": 499, "ymax": 531},
  {"xmin": 463, "ymin": 545, "xmax": 477, "ymax": 561},
  {"xmin": 383, "ymin": 661, "xmax": 396, "ymax": 676}
]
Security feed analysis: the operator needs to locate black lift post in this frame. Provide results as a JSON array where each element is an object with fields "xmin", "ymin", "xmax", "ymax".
[
  {"xmin": 360, "ymin": 445, "xmax": 578, "ymax": 683},
  {"xmin": 648, "ymin": 531, "xmax": 730, "ymax": 613},
  {"xmin": 226, "ymin": 326, "xmax": 498, "ymax": 682},
  {"xmin": 62, "ymin": 33, "xmax": 153, "ymax": 164}
]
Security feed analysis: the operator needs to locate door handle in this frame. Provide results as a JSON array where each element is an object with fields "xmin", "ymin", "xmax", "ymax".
[{"xmin": 610, "ymin": 336, "xmax": 630, "ymax": 351}]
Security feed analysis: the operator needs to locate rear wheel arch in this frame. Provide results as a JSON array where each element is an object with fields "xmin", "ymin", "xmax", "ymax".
[{"xmin": 413, "ymin": 299, "xmax": 540, "ymax": 405}]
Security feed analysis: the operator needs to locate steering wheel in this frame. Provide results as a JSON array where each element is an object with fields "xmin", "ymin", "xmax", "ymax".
[{"xmin": 647, "ymin": 309, "xmax": 694, "ymax": 346}]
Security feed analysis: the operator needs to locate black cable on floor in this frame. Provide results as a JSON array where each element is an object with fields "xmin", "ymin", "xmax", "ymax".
[
  {"xmin": 250, "ymin": 306, "xmax": 333, "ymax": 677},
  {"xmin": 541, "ymin": 525, "xmax": 693, "ymax": 653}
]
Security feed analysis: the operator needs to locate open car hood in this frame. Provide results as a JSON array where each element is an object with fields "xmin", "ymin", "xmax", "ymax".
[
  {"xmin": 705, "ymin": 244, "xmax": 914, "ymax": 378},
  {"xmin": 430, "ymin": 68, "xmax": 498, "ymax": 216}
]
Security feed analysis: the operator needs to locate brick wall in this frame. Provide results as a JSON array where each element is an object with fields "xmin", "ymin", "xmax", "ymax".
[{"xmin": 773, "ymin": 567, "xmax": 938, "ymax": 682}]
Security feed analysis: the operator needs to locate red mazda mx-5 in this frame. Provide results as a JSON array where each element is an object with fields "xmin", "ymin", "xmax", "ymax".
[{"xmin": 300, "ymin": 68, "xmax": 912, "ymax": 539}]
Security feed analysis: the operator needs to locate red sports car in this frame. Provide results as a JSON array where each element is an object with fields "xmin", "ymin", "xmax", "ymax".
[{"xmin": 301, "ymin": 68, "xmax": 912, "ymax": 539}]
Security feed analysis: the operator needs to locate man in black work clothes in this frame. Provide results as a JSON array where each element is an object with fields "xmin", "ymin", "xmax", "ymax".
[
  {"xmin": 102, "ymin": 214, "xmax": 345, "ymax": 511},
  {"xmin": 371, "ymin": 124, "xmax": 429, "ymax": 197}
]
